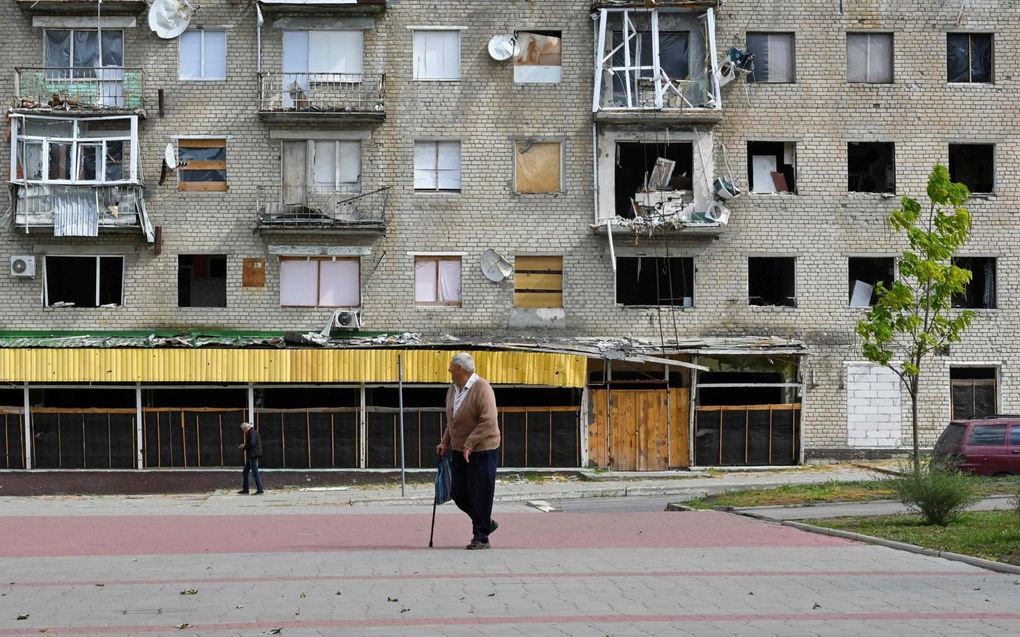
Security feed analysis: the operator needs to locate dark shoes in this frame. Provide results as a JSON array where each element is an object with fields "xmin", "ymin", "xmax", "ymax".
[
  {"xmin": 253, "ymin": 490, "xmax": 265, "ymax": 495},
  {"xmin": 489, "ymin": 519, "xmax": 499, "ymax": 534},
  {"xmin": 465, "ymin": 540, "xmax": 490, "ymax": 550},
  {"xmin": 236, "ymin": 490, "xmax": 249, "ymax": 495}
]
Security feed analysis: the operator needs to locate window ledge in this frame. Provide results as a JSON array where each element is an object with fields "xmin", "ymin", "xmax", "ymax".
[
  {"xmin": 413, "ymin": 304, "xmax": 463, "ymax": 310},
  {"xmin": 967, "ymin": 193, "xmax": 997, "ymax": 201},
  {"xmin": 618, "ymin": 305, "xmax": 693, "ymax": 310},
  {"xmin": 847, "ymin": 192, "xmax": 898, "ymax": 199},
  {"xmin": 748, "ymin": 304, "xmax": 797, "ymax": 310},
  {"xmin": 946, "ymin": 82, "xmax": 995, "ymax": 87},
  {"xmin": 748, "ymin": 192, "xmax": 798, "ymax": 196}
]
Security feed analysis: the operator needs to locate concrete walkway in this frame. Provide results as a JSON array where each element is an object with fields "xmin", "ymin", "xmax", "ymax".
[{"xmin": 735, "ymin": 495, "xmax": 1019, "ymax": 521}]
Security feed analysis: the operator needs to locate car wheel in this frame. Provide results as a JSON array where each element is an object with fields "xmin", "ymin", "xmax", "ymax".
[{"xmin": 992, "ymin": 472, "xmax": 1013, "ymax": 477}]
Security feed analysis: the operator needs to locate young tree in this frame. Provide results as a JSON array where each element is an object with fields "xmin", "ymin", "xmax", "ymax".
[{"xmin": 856, "ymin": 164, "xmax": 974, "ymax": 473}]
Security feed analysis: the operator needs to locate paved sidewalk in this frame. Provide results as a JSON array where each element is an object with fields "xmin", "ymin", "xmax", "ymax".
[{"xmin": 735, "ymin": 495, "xmax": 1018, "ymax": 521}]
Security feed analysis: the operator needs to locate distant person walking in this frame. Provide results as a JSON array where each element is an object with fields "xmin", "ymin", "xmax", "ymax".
[
  {"xmin": 238, "ymin": 422, "xmax": 264, "ymax": 495},
  {"xmin": 436, "ymin": 353, "xmax": 500, "ymax": 549}
]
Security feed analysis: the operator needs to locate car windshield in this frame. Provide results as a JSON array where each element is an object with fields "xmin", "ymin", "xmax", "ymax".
[{"xmin": 966, "ymin": 424, "xmax": 1007, "ymax": 446}]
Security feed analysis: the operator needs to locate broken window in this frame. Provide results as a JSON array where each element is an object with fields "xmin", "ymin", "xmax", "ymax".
[
  {"xmin": 949, "ymin": 144, "xmax": 994, "ymax": 194},
  {"xmin": 748, "ymin": 257, "xmax": 795, "ymax": 307},
  {"xmin": 514, "ymin": 31, "xmax": 562, "ymax": 84},
  {"xmin": 44, "ymin": 255, "xmax": 123, "ymax": 307},
  {"xmin": 514, "ymin": 256, "xmax": 563, "ymax": 308},
  {"xmin": 178, "ymin": 255, "xmax": 227, "ymax": 308},
  {"xmin": 846, "ymin": 32, "xmax": 893, "ymax": 83},
  {"xmin": 414, "ymin": 141, "xmax": 461, "ymax": 192},
  {"xmin": 281, "ymin": 140, "xmax": 362, "ymax": 205},
  {"xmin": 747, "ymin": 141, "xmax": 796, "ymax": 193},
  {"xmin": 616, "ymin": 257, "xmax": 694, "ymax": 307},
  {"xmin": 412, "ymin": 30, "xmax": 460, "ymax": 81},
  {"xmin": 179, "ymin": 138, "xmax": 227, "ymax": 192},
  {"xmin": 44, "ymin": 29, "xmax": 123, "ymax": 77},
  {"xmin": 279, "ymin": 257, "xmax": 360, "ymax": 307},
  {"xmin": 848, "ymin": 142, "xmax": 895, "ymax": 193},
  {"xmin": 950, "ymin": 367, "xmax": 997, "ymax": 420},
  {"xmin": 615, "ymin": 142, "xmax": 693, "ymax": 218},
  {"xmin": 947, "ymin": 33, "xmax": 992, "ymax": 83},
  {"xmin": 747, "ymin": 32, "xmax": 795, "ymax": 83},
  {"xmin": 12, "ymin": 115, "xmax": 136, "ymax": 185},
  {"xmin": 179, "ymin": 30, "xmax": 227, "ymax": 81},
  {"xmin": 514, "ymin": 141, "xmax": 561, "ymax": 194},
  {"xmin": 608, "ymin": 28, "xmax": 692, "ymax": 107},
  {"xmin": 848, "ymin": 257, "xmax": 894, "ymax": 307},
  {"xmin": 414, "ymin": 256, "xmax": 462, "ymax": 306},
  {"xmin": 952, "ymin": 257, "xmax": 996, "ymax": 309}
]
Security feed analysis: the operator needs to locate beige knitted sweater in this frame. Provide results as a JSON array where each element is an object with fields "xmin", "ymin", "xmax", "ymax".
[{"xmin": 442, "ymin": 377, "xmax": 500, "ymax": 452}]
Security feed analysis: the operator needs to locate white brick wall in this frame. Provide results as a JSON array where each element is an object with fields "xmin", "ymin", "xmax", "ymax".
[{"xmin": 846, "ymin": 363, "xmax": 902, "ymax": 448}]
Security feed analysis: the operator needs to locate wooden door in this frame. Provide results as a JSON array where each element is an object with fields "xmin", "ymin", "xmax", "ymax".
[{"xmin": 589, "ymin": 389, "xmax": 685, "ymax": 470}]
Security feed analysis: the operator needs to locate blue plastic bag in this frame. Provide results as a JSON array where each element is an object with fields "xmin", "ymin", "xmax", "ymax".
[{"xmin": 434, "ymin": 453, "xmax": 453, "ymax": 505}]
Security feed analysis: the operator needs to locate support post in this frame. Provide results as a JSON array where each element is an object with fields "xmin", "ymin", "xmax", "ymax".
[
  {"xmin": 135, "ymin": 382, "xmax": 143, "ymax": 469},
  {"xmin": 23, "ymin": 382, "xmax": 31, "ymax": 470},
  {"xmin": 397, "ymin": 353, "xmax": 407, "ymax": 497},
  {"xmin": 359, "ymin": 384, "xmax": 367, "ymax": 469}
]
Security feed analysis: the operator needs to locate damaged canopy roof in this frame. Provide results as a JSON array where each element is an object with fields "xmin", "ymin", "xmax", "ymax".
[{"xmin": 592, "ymin": 1, "xmax": 719, "ymax": 8}]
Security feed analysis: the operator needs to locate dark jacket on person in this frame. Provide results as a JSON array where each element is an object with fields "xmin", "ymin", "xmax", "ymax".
[{"xmin": 243, "ymin": 427, "xmax": 263, "ymax": 458}]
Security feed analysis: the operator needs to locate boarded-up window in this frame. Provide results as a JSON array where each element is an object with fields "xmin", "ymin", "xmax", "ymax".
[
  {"xmin": 514, "ymin": 31, "xmax": 562, "ymax": 84},
  {"xmin": 179, "ymin": 138, "xmax": 227, "ymax": 192},
  {"xmin": 514, "ymin": 141, "xmax": 561, "ymax": 193},
  {"xmin": 515, "ymin": 256, "xmax": 563, "ymax": 308},
  {"xmin": 414, "ymin": 256, "xmax": 461, "ymax": 306},
  {"xmin": 279, "ymin": 257, "xmax": 360, "ymax": 307}
]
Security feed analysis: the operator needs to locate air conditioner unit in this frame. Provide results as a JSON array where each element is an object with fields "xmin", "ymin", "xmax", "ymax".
[
  {"xmin": 331, "ymin": 309, "xmax": 363, "ymax": 331},
  {"xmin": 10, "ymin": 255, "xmax": 36, "ymax": 278}
]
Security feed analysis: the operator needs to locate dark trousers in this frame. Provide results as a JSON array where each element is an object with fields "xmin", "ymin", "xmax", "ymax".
[
  {"xmin": 450, "ymin": 448, "xmax": 499, "ymax": 542},
  {"xmin": 242, "ymin": 456, "xmax": 264, "ymax": 492}
]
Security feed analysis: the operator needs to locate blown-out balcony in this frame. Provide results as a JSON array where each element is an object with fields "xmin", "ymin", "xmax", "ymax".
[
  {"xmin": 15, "ymin": 68, "xmax": 145, "ymax": 114},
  {"xmin": 12, "ymin": 184, "xmax": 155, "ymax": 242},
  {"xmin": 258, "ymin": 73, "xmax": 385, "ymax": 123},
  {"xmin": 255, "ymin": 186, "xmax": 389, "ymax": 236}
]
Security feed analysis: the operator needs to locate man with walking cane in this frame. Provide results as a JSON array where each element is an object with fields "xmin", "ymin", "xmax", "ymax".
[{"xmin": 435, "ymin": 353, "xmax": 501, "ymax": 549}]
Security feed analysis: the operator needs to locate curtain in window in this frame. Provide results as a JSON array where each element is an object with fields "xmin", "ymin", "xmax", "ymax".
[
  {"xmin": 280, "ymin": 260, "xmax": 318, "ymax": 306},
  {"xmin": 44, "ymin": 30, "xmax": 72, "ymax": 68},
  {"xmin": 983, "ymin": 260, "xmax": 996, "ymax": 308},
  {"xmin": 318, "ymin": 259, "xmax": 360, "ymax": 307},
  {"xmin": 414, "ymin": 259, "xmax": 438, "ymax": 302},
  {"xmin": 438, "ymin": 260, "xmax": 462, "ymax": 303},
  {"xmin": 969, "ymin": 35, "xmax": 992, "ymax": 82}
]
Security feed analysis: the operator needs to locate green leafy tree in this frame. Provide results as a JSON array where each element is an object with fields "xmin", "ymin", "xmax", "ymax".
[{"xmin": 856, "ymin": 164, "xmax": 974, "ymax": 473}]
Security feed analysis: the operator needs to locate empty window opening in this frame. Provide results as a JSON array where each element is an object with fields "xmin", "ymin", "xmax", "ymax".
[
  {"xmin": 514, "ymin": 31, "xmax": 562, "ymax": 84},
  {"xmin": 515, "ymin": 141, "xmax": 562, "ymax": 194},
  {"xmin": 846, "ymin": 32, "xmax": 893, "ymax": 83},
  {"xmin": 947, "ymin": 33, "xmax": 992, "ymax": 83},
  {"xmin": 950, "ymin": 367, "xmax": 997, "ymax": 420},
  {"xmin": 178, "ymin": 255, "xmax": 227, "ymax": 308},
  {"xmin": 414, "ymin": 256, "xmax": 462, "ymax": 306},
  {"xmin": 615, "ymin": 142, "xmax": 693, "ymax": 218},
  {"xmin": 952, "ymin": 257, "xmax": 996, "ymax": 309},
  {"xmin": 848, "ymin": 142, "xmax": 895, "ymax": 193},
  {"xmin": 848, "ymin": 257, "xmax": 894, "ymax": 307},
  {"xmin": 515, "ymin": 256, "xmax": 563, "ymax": 308},
  {"xmin": 747, "ymin": 32, "xmax": 795, "ymax": 83},
  {"xmin": 616, "ymin": 257, "xmax": 694, "ymax": 307},
  {"xmin": 949, "ymin": 144, "xmax": 994, "ymax": 194},
  {"xmin": 609, "ymin": 29, "xmax": 691, "ymax": 106},
  {"xmin": 279, "ymin": 257, "xmax": 360, "ymax": 307},
  {"xmin": 748, "ymin": 141, "xmax": 796, "ymax": 193},
  {"xmin": 44, "ymin": 255, "xmax": 123, "ymax": 307},
  {"xmin": 748, "ymin": 257, "xmax": 795, "ymax": 307}
]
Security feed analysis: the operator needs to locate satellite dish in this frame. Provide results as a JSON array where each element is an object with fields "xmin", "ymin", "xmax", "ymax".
[
  {"xmin": 164, "ymin": 143, "xmax": 178, "ymax": 170},
  {"xmin": 487, "ymin": 35, "xmax": 519, "ymax": 62},
  {"xmin": 480, "ymin": 249, "xmax": 513, "ymax": 283},
  {"xmin": 148, "ymin": 0, "xmax": 194, "ymax": 40}
]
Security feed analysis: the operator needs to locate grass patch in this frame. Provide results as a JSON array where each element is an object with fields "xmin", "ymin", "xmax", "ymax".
[{"xmin": 805, "ymin": 511, "xmax": 1020, "ymax": 567}]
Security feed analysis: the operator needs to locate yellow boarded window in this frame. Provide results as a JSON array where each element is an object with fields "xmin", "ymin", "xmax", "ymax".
[
  {"xmin": 514, "ymin": 141, "xmax": 562, "ymax": 194},
  {"xmin": 515, "ymin": 256, "xmax": 563, "ymax": 308}
]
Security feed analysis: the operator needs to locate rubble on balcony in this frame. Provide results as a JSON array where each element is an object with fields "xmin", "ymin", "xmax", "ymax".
[
  {"xmin": 12, "ymin": 183, "xmax": 154, "ymax": 242},
  {"xmin": 14, "ymin": 68, "xmax": 145, "ymax": 115},
  {"xmin": 256, "ymin": 186, "xmax": 389, "ymax": 234}
]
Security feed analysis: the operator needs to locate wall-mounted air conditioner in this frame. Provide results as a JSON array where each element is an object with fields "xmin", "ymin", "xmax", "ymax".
[
  {"xmin": 332, "ymin": 309, "xmax": 363, "ymax": 331},
  {"xmin": 10, "ymin": 255, "xmax": 36, "ymax": 278}
]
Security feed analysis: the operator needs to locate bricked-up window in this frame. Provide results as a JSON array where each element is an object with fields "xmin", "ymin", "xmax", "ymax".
[
  {"xmin": 413, "ymin": 141, "xmax": 461, "ymax": 192},
  {"xmin": 514, "ymin": 31, "xmax": 562, "ymax": 84},
  {"xmin": 846, "ymin": 32, "xmax": 893, "ymax": 83},
  {"xmin": 616, "ymin": 257, "xmax": 694, "ymax": 307},
  {"xmin": 412, "ymin": 30, "xmax": 460, "ymax": 81},
  {"xmin": 178, "ymin": 255, "xmax": 227, "ymax": 307},
  {"xmin": 748, "ymin": 257, "xmax": 795, "ymax": 307},
  {"xmin": 515, "ymin": 256, "xmax": 563, "ymax": 308},
  {"xmin": 414, "ymin": 256, "xmax": 462, "ymax": 306},
  {"xmin": 848, "ymin": 142, "xmax": 895, "ymax": 193},
  {"xmin": 747, "ymin": 32, "xmax": 795, "ymax": 83},
  {"xmin": 949, "ymin": 144, "xmax": 994, "ymax": 194},
  {"xmin": 947, "ymin": 33, "xmax": 992, "ymax": 83},
  {"xmin": 179, "ymin": 30, "xmax": 227, "ymax": 81},
  {"xmin": 44, "ymin": 255, "xmax": 123, "ymax": 308},
  {"xmin": 514, "ymin": 141, "xmax": 562, "ymax": 193},
  {"xmin": 952, "ymin": 257, "xmax": 996, "ymax": 309},
  {"xmin": 848, "ymin": 257, "xmax": 894, "ymax": 307},
  {"xmin": 748, "ymin": 141, "xmax": 796, "ymax": 193},
  {"xmin": 279, "ymin": 257, "xmax": 360, "ymax": 307},
  {"xmin": 178, "ymin": 138, "xmax": 227, "ymax": 192}
]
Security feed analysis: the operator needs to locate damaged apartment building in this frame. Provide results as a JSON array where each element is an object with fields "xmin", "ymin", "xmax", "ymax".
[{"xmin": 0, "ymin": 0, "xmax": 1014, "ymax": 483}]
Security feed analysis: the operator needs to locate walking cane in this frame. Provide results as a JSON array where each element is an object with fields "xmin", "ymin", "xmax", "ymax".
[
  {"xmin": 429, "ymin": 452, "xmax": 450, "ymax": 547},
  {"xmin": 428, "ymin": 488, "xmax": 438, "ymax": 548}
]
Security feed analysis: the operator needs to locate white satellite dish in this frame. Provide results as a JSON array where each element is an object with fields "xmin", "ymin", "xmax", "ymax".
[
  {"xmin": 148, "ymin": 0, "xmax": 194, "ymax": 40},
  {"xmin": 480, "ymin": 249, "xmax": 513, "ymax": 283},
  {"xmin": 164, "ymin": 143, "xmax": 178, "ymax": 170},
  {"xmin": 487, "ymin": 35, "xmax": 519, "ymax": 62}
]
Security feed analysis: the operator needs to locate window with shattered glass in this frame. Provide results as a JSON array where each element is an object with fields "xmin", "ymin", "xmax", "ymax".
[
  {"xmin": 747, "ymin": 32, "xmax": 795, "ymax": 83},
  {"xmin": 947, "ymin": 33, "xmax": 992, "ymax": 83},
  {"xmin": 514, "ymin": 31, "xmax": 562, "ymax": 84},
  {"xmin": 44, "ymin": 29, "xmax": 123, "ymax": 78}
]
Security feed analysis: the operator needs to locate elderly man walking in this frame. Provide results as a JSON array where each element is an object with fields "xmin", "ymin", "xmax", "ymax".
[
  {"xmin": 436, "ymin": 353, "xmax": 501, "ymax": 549},
  {"xmin": 238, "ymin": 421, "xmax": 264, "ymax": 495}
]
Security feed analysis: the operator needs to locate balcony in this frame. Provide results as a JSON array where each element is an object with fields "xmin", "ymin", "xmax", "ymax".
[
  {"xmin": 15, "ymin": 0, "xmax": 147, "ymax": 14},
  {"xmin": 15, "ymin": 68, "xmax": 145, "ymax": 115},
  {"xmin": 12, "ymin": 184, "xmax": 155, "ymax": 242},
  {"xmin": 257, "ymin": 0, "xmax": 386, "ymax": 15},
  {"xmin": 256, "ymin": 186, "xmax": 389, "ymax": 235},
  {"xmin": 258, "ymin": 73, "xmax": 385, "ymax": 123}
]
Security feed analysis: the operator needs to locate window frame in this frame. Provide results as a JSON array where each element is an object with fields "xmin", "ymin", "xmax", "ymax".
[
  {"xmin": 514, "ymin": 255, "xmax": 563, "ymax": 308},
  {"xmin": 947, "ymin": 32, "xmax": 993, "ymax": 84},
  {"xmin": 951, "ymin": 256, "xmax": 997, "ymax": 310},
  {"xmin": 43, "ymin": 255, "xmax": 125, "ymax": 308},
  {"xmin": 178, "ymin": 254, "xmax": 228, "ymax": 308},
  {"xmin": 513, "ymin": 140, "xmax": 563, "ymax": 194},
  {"xmin": 614, "ymin": 256, "xmax": 695, "ymax": 308},
  {"xmin": 848, "ymin": 256, "xmax": 896, "ymax": 308},
  {"xmin": 12, "ymin": 114, "xmax": 136, "ymax": 185},
  {"xmin": 279, "ymin": 256, "xmax": 361, "ymax": 308},
  {"xmin": 43, "ymin": 28, "xmax": 125, "ymax": 74},
  {"xmin": 413, "ymin": 140, "xmax": 462, "ymax": 192},
  {"xmin": 413, "ymin": 255, "xmax": 463, "ymax": 307},
  {"xmin": 178, "ymin": 29, "xmax": 228, "ymax": 81},
  {"xmin": 948, "ymin": 143, "xmax": 995, "ymax": 195},
  {"xmin": 747, "ymin": 256, "xmax": 797, "ymax": 307},
  {"xmin": 411, "ymin": 29, "xmax": 462, "ymax": 81},
  {"xmin": 847, "ymin": 141, "xmax": 896, "ymax": 194},
  {"xmin": 178, "ymin": 137, "xmax": 228, "ymax": 192},
  {"xmin": 746, "ymin": 32, "xmax": 796, "ymax": 83},
  {"xmin": 513, "ymin": 30, "xmax": 563, "ymax": 84},
  {"xmin": 846, "ymin": 32, "xmax": 894, "ymax": 84}
]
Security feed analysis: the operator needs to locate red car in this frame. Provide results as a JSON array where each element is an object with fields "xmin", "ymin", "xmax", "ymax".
[{"xmin": 933, "ymin": 417, "xmax": 1020, "ymax": 476}]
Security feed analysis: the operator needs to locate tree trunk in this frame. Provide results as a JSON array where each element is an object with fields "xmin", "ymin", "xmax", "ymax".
[{"xmin": 910, "ymin": 378, "xmax": 920, "ymax": 475}]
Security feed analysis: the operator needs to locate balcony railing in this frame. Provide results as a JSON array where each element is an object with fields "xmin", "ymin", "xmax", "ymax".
[
  {"xmin": 15, "ymin": 68, "xmax": 144, "ymax": 111},
  {"xmin": 258, "ymin": 73, "xmax": 384, "ymax": 116},
  {"xmin": 13, "ymin": 183, "xmax": 154, "ymax": 242},
  {"xmin": 256, "ymin": 185, "xmax": 389, "ymax": 232}
]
